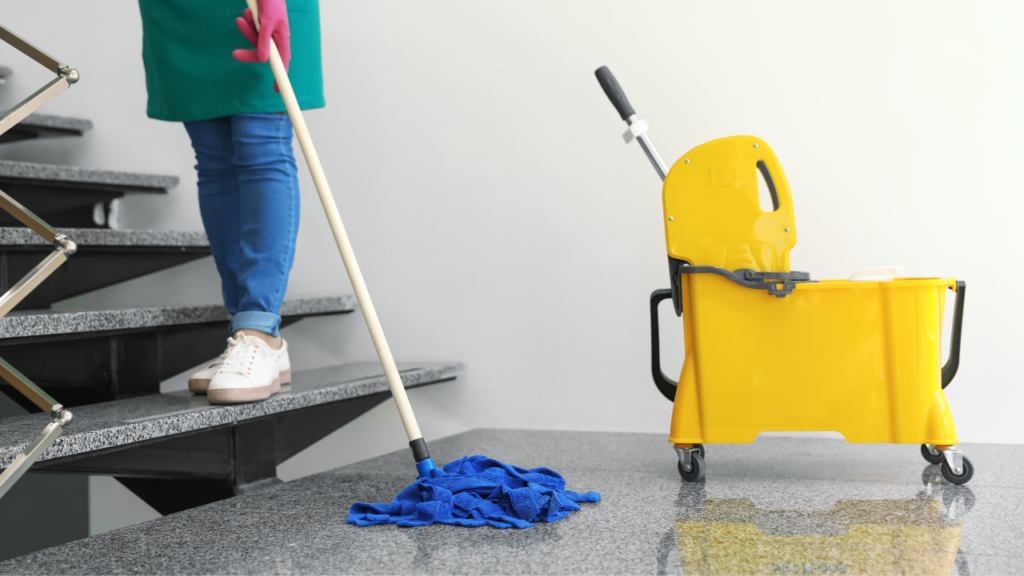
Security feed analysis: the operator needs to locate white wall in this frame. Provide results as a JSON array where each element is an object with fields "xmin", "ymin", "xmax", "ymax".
[{"xmin": 2, "ymin": 0, "xmax": 1022, "ymax": 531}]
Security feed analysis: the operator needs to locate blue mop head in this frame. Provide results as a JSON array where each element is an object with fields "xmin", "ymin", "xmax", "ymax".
[{"xmin": 347, "ymin": 455, "xmax": 601, "ymax": 529}]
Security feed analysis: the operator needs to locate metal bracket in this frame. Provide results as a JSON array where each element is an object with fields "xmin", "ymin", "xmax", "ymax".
[
  {"xmin": 0, "ymin": 24, "xmax": 79, "ymax": 139},
  {"xmin": 622, "ymin": 118, "xmax": 649, "ymax": 143},
  {"xmin": 0, "ymin": 21, "xmax": 79, "ymax": 501},
  {"xmin": 624, "ymin": 115, "xmax": 668, "ymax": 180},
  {"xmin": 674, "ymin": 446, "xmax": 698, "ymax": 473},
  {"xmin": 941, "ymin": 446, "xmax": 964, "ymax": 476}
]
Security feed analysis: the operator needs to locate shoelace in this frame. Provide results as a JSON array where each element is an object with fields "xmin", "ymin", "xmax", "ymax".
[
  {"xmin": 206, "ymin": 335, "xmax": 245, "ymax": 369},
  {"xmin": 218, "ymin": 335, "xmax": 272, "ymax": 376}
]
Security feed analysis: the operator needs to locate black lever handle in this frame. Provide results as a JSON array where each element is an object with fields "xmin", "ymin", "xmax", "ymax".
[
  {"xmin": 941, "ymin": 281, "xmax": 966, "ymax": 389},
  {"xmin": 595, "ymin": 65, "xmax": 636, "ymax": 121}
]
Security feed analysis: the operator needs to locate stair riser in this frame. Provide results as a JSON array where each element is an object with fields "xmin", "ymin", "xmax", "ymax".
[
  {"xmin": 35, "ymin": 392, "xmax": 390, "ymax": 514},
  {"xmin": 0, "ymin": 316, "xmax": 311, "ymax": 408},
  {"xmin": 0, "ymin": 125, "xmax": 87, "ymax": 145},
  {"xmin": 0, "ymin": 180, "xmax": 163, "ymax": 229},
  {"xmin": 0, "ymin": 248, "xmax": 211, "ymax": 310},
  {"xmin": 0, "ymin": 129, "xmax": 43, "ymax": 144}
]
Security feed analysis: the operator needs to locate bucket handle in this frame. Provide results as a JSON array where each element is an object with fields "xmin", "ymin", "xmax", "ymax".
[
  {"xmin": 650, "ymin": 289, "xmax": 679, "ymax": 401},
  {"xmin": 942, "ymin": 280, "xmax": 966, "ymax": 389},
  {"xmin": 652, "ymin": 280, "xmax": 965, "ymax": 395}
]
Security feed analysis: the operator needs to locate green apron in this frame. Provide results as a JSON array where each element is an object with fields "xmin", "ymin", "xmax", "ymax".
[{"xmin": 139, "ymin": 0, "xmax": 324, "ymax": 122}]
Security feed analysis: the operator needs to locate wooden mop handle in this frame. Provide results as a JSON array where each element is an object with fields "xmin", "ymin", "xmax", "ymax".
[{"xmin": 244, "ymin": 0, "xmax": 423, "ymax": 443}]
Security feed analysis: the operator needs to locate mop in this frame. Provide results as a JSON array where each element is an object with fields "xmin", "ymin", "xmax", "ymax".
[{"xmin": 239, "ymin": 1, "xmax": 600, "ymax": 528}]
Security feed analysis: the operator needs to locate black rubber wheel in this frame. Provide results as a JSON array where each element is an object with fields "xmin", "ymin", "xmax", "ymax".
[
  {"xmin": 921, "ymin": 444, "xmax": 944, "ymax": 465},
  {"xmin": 940, "ymin": 455, "xmax": 974, "ymax": 485},
  {"xmin": 677, "ymin": 453, "xmax": 706, "ymax": 482},
  {"xmin": 693, "ymin": 443, "xmax": 705, "ymax": 459}
]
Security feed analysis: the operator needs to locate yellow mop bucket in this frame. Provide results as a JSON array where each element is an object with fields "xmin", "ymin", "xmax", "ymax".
[{"xmin": 595, "ymin": 67, "xmax": 971, "ymax": 485}]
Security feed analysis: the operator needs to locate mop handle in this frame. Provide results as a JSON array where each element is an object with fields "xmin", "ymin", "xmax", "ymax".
[{"xmin": 244, "ymin": 0, "xmax": 423, "ymax": 443}]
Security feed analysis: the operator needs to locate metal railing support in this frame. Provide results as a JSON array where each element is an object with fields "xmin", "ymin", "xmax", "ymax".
[{"xmin": 0, "ymin": 21, "xmax": 80, "ymax": 501}]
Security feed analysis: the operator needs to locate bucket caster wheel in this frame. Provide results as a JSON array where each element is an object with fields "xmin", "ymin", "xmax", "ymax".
[
  {"xmin": 921, "ymin": 444, "xmax": 944, "ymax": 465},
  {"xmin": 941, "ymin": 456, "xmax": 973, "ymax": 485},
  {"xmin": 677, "ymin": 453, "xmax": 705, "ymax": 483}
]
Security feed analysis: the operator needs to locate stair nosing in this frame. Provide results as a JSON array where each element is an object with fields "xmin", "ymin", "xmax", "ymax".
[
  {"xmin": 14, "ymin": 112, "xmax": 93, "ymax": 133},
  {"xmin": 0, "ymin": 159, "xmax": 178, "ymax": 191},
  {"xmin": 0, "ymin": 227, "xmax": 210, "ymax": 247},
  {"xmin": 0, "ymin": 361, "xmax": 462, "ymax": 468},
  {"xmin": 0, "ymin": 296, "xmax": 357, "ymax": 339}
]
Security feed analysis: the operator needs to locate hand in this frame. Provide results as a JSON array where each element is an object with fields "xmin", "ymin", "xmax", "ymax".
[{"xmin": 232, "ymin": 0, "xmax": 290, "ymax": 92}]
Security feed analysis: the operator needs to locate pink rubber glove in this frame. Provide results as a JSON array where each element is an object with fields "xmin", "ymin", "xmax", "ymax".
[{"xmin": 232, "ymin": 0, "xmax": 291, "ymax": 92}]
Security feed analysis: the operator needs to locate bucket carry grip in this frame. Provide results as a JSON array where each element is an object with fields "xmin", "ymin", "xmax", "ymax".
[
  {"xmin": 650, "ymin": 289, "xmax": 678, "ymax": 402},
  {"xmin": 942, "ymin": 280, "xmax": 966, "ymax": 389}
]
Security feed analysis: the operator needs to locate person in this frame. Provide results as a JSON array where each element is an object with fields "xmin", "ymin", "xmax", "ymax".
[{"xmin": 137, "ymin": 0, "xmax": 323, "ymax": 403}]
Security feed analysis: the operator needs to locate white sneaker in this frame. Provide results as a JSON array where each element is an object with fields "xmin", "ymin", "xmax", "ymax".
[
  {"xmin": 189, "ymin": 335, "xmax": 292, "ymax": 393},
  {"xmin": 275, "ymin": 339, "xmax": 292, "ymax": 387},
  {"xmin": 207, "ymin": 334, "xmax": 281, "ymax": 404},
  {"xmin": 188, "ymin": 337, "xmax": 240, "ymax": 394}
]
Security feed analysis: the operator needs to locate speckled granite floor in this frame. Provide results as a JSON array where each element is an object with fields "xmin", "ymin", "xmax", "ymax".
[{"xmin": 0, "ymin": 430, "xmax": 1019, "ymax": 575}]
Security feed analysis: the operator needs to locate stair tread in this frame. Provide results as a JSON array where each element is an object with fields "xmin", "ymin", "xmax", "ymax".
[
  {"xmin": 14, "ymin": 112, "xmax": 93, "ymax": 134},
  {"xmin": 0, "ymin": 160, "xmax": 178, "ymax": 192},
  {"xmin": 0, "ymin": 227, "xmax": 208, "ymax": 247},
  {"xmin": 0, "ymin": 296, "xmax": 356, "ymax": 339},
  {"xmin": 0, "ymin": 361, "xmax": 460, "ymax": 468}
]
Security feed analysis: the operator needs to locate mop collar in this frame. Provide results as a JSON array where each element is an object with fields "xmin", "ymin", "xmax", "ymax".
[{"xmin": 347, "ymin": 455, "xmax": 601, "ymax": 529}]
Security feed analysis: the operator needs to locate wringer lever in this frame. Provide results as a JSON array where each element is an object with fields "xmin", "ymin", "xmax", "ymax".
[
  {"xmin": 0, "ymin": 22, "xmax": 80, "ymax": 500},
  {"xmin": 595, "ymin": 66, "xmax": 669, "ymax": 182}
]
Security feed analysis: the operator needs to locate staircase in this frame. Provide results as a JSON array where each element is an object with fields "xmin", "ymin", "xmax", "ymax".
[{"xmin": 0, "ymin": 68, "xmax": 459, "ymax": 560}]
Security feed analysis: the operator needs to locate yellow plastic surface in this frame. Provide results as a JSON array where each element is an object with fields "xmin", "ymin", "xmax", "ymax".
[
  {"xmin": 663, "ymin": 137, "xmax": 959, "ymax": 446},
  {"xmin": 663, "ymin": 136, "xmax": 795, "ymax": 272},
  {"xmin": 668, "ymin": 277, "xmax": 959, "ymax": 445}
]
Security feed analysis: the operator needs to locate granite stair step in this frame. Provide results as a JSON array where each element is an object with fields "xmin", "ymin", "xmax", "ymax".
[
  {"xmin": 0, "ymin": 227, "xmax": 211, "ymax": 311},
  {"xmin": 0, "ymin": 113, "xmax": 93, "ymax": 144},
  {"xmin": 0, "ymin": 296, "xmax": 355, "ymax": 407},
  {"xmin": 0, "ymin": 160, "xmax": 177, "ymax": 229},
  {"xmin": 0, "ymin": 361, "xmax": 460, "ymax": 515}
]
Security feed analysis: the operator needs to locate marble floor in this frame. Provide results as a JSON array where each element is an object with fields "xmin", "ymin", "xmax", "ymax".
[{"xmin": 0, "ymin": 429, "xmax": 1020, "ymax": 575}]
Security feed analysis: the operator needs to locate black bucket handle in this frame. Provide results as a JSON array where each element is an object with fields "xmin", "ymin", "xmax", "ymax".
[
  {"xmin": 652, "ymin": 280, "xmax": 965, "ymax": 396},
  {"xmin": 650, "ymin": 289, "xmax": 678, "ymax": 401},
  {"xmin": 942, "ymin": 281, "xmax": 966, "ymax": 389}
]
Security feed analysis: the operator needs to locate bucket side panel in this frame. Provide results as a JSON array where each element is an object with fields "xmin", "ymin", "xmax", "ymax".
[
  {"xmin": 685, "ymin": 277, "xmax": 948, "ymax": 443},
  {"xmin": 669, "ymin": 275, "xmax": 705, "ymax": 443},
  {"xmin": 881, "ymin": 284, "xmax": 946, "ymax": 443}
]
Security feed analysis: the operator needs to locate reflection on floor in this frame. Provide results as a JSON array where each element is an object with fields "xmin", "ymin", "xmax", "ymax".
[
  {"xmin": 0, "ymin": 430, "xmax": 1019, "ymax": 575},
  {"xmin": 669, "ymin": 468, "xmax": 973, "ymax": 575}
]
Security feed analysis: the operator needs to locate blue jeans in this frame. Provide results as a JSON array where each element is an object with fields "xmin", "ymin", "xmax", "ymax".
[{"xmin": 183, "ymin": 114, "xmax": 299, "ymax": 337}]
